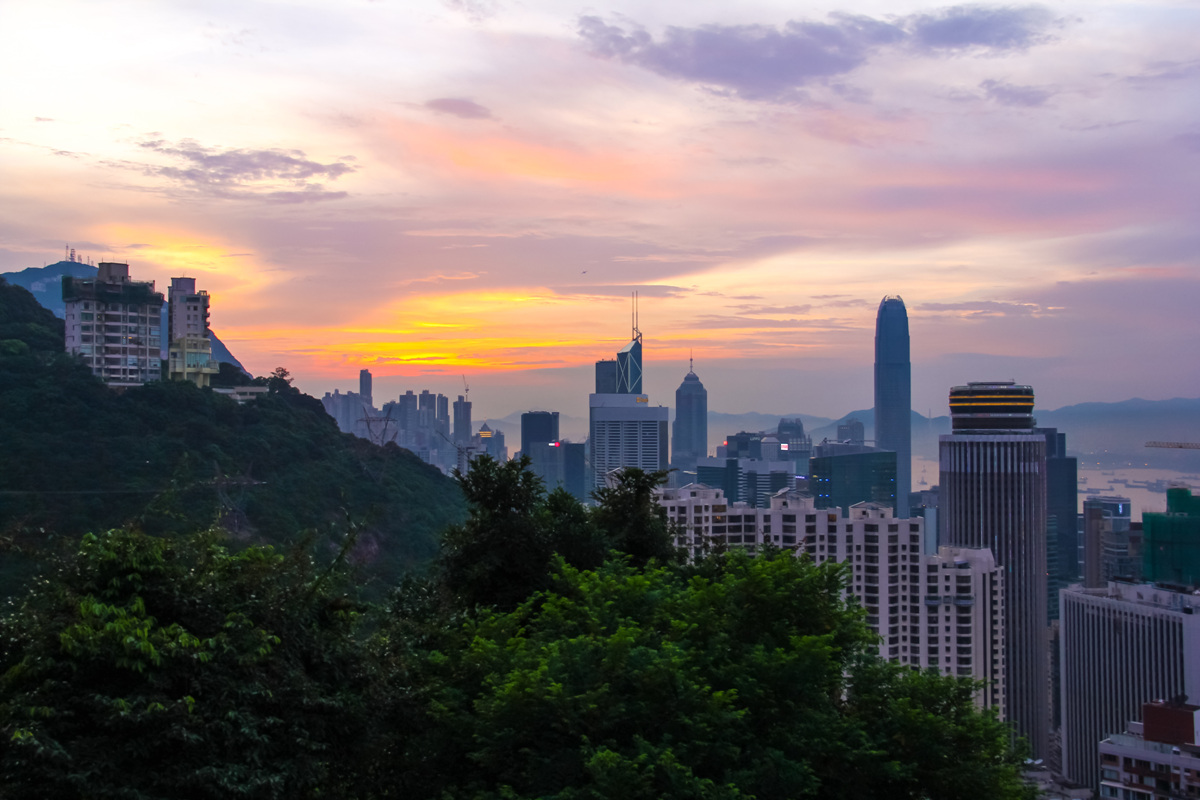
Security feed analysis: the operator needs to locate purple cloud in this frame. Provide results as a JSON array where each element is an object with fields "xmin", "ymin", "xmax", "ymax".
[
  {"xmin": 579, "ymin": 5, "xmax": 1059, "ymax": 101},
  {"xmin": 425, "ymin": 97, "xmax": 494, "ymax": 119},
  {"xmin": 137, "ymin": 138, "xmax": 355, "ymax": 202},
  {"xmin": 907, "ymin": 5, "xmax": 1057, "ymax": 51}
]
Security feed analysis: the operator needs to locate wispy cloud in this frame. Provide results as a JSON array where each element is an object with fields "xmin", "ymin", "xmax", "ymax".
[
  {"xmin": 137, "ymin": 138, "xmax": 356, "ymax": 202},
  {"xmin": 579, "ymin": 5, "xmax": 1061, "ymax": 101},
  {"xmin": 425, "ymin": 98, "xmax": 494, "ymax": 119}
]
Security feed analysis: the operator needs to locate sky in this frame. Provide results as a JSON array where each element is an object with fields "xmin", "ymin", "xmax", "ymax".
[{"xmin": 2, "ymin": 0, "xmax": 1198, "ymax": 422}]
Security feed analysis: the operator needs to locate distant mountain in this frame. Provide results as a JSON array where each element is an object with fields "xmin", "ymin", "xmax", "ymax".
[{"xmin": 2, "ymin": 261, "xmax": 246, "ymax": 373}]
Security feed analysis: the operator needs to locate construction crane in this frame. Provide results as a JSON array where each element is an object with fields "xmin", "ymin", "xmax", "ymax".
[
  {"xmin": 462, "ymin": 374, "xmax": 470, "ymax": 403},
  {"xmin": 1146, "ymin": 441, "xmax": 1200, "ymax": 450}
]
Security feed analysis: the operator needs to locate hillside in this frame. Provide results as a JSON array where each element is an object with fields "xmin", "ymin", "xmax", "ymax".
[{"xmin": 0, "ymin": 277, "xmax": 465, "ymax": 594}]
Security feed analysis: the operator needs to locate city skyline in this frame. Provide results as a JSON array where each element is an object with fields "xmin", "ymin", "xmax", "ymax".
[{"xmin": 3, "ymin": 1, "xmax": 1199, "ymax": 420}]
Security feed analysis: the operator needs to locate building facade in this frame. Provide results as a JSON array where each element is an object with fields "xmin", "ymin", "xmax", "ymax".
[
  {"xmin": 63, "ymin": 261, "xmax": 164, "ymax": 388},
  {"xmin": 874, "ymin": 296, "xmax": 912, "ymax": 517},
  {"xmin": 940, "ymin": 380, "xmax": 1049, "ymax": 760},
  {"xmin": 809, "ymin": 443, "xmax": 897, "ymax": 513},
  {"xmin": 1060, "ymin": 582, "xmax": 1200, "ymax": 789},
  {"xmin": 589, "ymin": 393, "xmax": 669, "ymax": 489},
  {"xmin": 166, "ymin": 276, "xmax": 218, "ymax": 387},
  {"xmin": 657, "ymin": 485, "xmax": 1005, "ymax": 711},
  {"xmin": 1143, "ymin": 487, "xmax": 1200, "ymax": 588},
  {"xmin": 1098, "ymin": 701, "xmax": 1200, "ymax": 800},
  {"xmin": 521, "ymin": 411, "xmax": 560, "ymax": 457}
]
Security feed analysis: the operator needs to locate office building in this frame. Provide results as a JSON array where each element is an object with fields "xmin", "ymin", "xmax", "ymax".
[
  {"xmin": 1081, "ymin": 496, "xmax": 1138, "ymax": 585},
  {"xmin": 453, "ymin": 395, "xmax": 472, "ymax": 444},
  {"xmin": 527, "ymin": 440, "xmax": 587, "ymax": 501},
  {"xmin": 874, "ymin": 296, "xmax": 912, "ymax": 517},
  {"xmin": 671, "ymin": 360, "xmax": 708, "ymax": 480},
  {"xmin": 63, "ymin": 261, "xmax": 164, "ymax": 387},
  {"xmin": 476, "ymin": 423, "xmax": 507, "ymax": 461},
  {"xmin": 695, "ymin": 457, "xmax": 794, "ymax": 508},
  {"xmin": 1038, "ymin": 427, "xmax": 1079, "ymax": 621},
  {"xmin": 594, "ymin": 359, "xmax": 617, "ymax": 394},
  {"xmin": 658, "ymin": 486, "xmax": 1004, "ymax": 710},
  {"xmin": 1143, "ymin": 487, "xmax": 1200, "ymax": 588},
  {"xmin": 589, "ymin": 393, "xmax": 668, "ymax": 489},
  {"xmin": 837, "ymin": 417, "xmax": 865, "ymax": 445},
  {"xmin": 941, "ymin": 381, "xmax": 1049, "ymax": 759},
  {"xmin": 1060, "ymin": 582, "xmax": 1200, "ymax": 789},
  {"xmin": 775, "ymin": 418, "xmax": 813, "ymax": 472},
  {"xmin": 1098, "ymin": 700, "xmax": 1200, "ymax": 800},
  {"xmin": 588, "ymin": 305, "xmax": 667, "ymax": 490},
  {"xmin": 166, "ymin": 277, "xmax": 218, "ymax": 387},
  {"xmin": 809, "ymin": 442, "xmax": 897, "ymax": 513},
  {"xmin": 521, "ymin": 411, "xmax": 560, "ymax": 457}
]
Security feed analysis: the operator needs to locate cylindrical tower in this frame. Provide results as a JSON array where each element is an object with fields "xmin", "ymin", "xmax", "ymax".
[{"xmin": 940, "ymin": 380, "xmax": 1048, "ymax": 759}]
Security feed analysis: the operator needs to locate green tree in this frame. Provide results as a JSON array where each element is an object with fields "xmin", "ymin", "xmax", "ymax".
[
  {"xmin": 405, "ymin": 551, "xmax": 1031, "ymax": 800},
  {"xmin": 0, "ymin": 529, "xmax": 382, "ymax": 799},
  {"xmin": 591, "ymin": 467, "xmax": 680, "ymax": 566}
]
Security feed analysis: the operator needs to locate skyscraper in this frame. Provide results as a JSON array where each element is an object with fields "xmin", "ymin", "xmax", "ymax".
[
  {"xmin": 359, "ymin": 369, "xmax": 373, "ymax": 408},
  {"xmin": 453, "ymin": 395, "xmax": 472, "ymax": 444},
  {"xmin": 671, "ymin": 359, "xmax": 707, "ymax": 479},
  {"xmin": 521, "ymin": 411, "xmax": 560, "ymax": 456},
  {"xmin": 874, "ymin": 296, "xmax": 911, "ymax": 518},
  {"xmin": 940, "ymin": 381, "xmax": 1048, "ymax": 759},
  {"xmin": 588, "ymin": 301, "xmax": 667, "ymax": 490}
]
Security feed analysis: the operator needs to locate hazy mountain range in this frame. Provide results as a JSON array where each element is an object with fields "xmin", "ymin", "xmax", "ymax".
[{"xmin": 2, "ymin": 261, "xmax": 245, "ymax": 371}]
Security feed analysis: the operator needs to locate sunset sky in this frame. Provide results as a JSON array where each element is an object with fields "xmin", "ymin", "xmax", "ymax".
[{"xmin": 3, "ymin": 0, "xmax": 1198, "ymax": 421}]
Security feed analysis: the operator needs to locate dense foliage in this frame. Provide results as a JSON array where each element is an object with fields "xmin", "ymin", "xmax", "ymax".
[{"xmin": 0, "ymin": 278, "xmax": 465, "ymax": 592}]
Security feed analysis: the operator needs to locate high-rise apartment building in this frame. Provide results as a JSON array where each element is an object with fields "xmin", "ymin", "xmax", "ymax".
[
  {"xmin": 874, "ymin": 296, "xmax": 911, "ymax": 517},
  {"xmin": 672, "ymin": 361, "xmax": 708, "ymax": 479},
  {"xmin": 658, "ymin": 486, "xmax": 1005, "ymax": 711},
  {"xmin": 63, "ymin": 262, "xmax": 165, "ymax": 388},
  {"xmin": 1060, "ymin": 582, "xmax": 1200, "ymax": 789},
  {"xmin": 940, "ymin": 381, "xmax": 1049, "ymax": 759},
  {"xmin": 166, "ymin": 277, "xmax": 218, "ymax": 387}
]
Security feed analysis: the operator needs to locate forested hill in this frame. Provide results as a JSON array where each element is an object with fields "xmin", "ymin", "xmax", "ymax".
[{"xmin": 0, "ymin": 277, "xmax": 466, "ymax": 593}]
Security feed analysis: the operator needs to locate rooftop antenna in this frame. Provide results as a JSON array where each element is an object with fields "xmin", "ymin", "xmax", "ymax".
[
  {"xmin": 689, "ymin": 349, "xmax": 694, "ymax": 373},
  {"xmin": 631, "ymin": 290, "xmax": 641, "ymax": 341}
]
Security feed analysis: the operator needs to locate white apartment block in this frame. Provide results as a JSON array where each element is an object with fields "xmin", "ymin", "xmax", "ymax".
[
  {"xmin": 657, "ymin": 483, "xmax": 1004, "ymax": 712},
  {"xmin": 63, "ymin": 262, "xmax": 164, "ymax": 388},
  {"xmin": 1060, "ymin": 582, "xmax": 1200, "ymax": 790}
]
